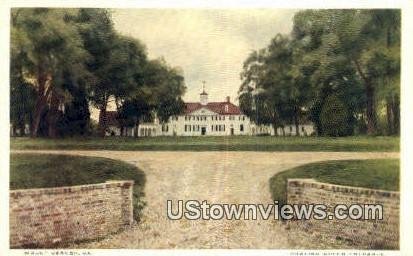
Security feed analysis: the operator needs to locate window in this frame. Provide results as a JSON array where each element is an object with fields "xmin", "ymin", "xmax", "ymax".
[
  {"xmin": 240, "ymin": 124, "xmax": 244, "ymax": 132},
  {"xmin": 225, "ymin": 105, "xmax": 229, "ymax": 112},
  {"xmin": 216, "ymin": 125, "xmax": 219, "ymax": 131},
  {"xmin": 290, "ymin": 126, "xmax": 293, "ymax": 132},
  {"xmin": 223, "ymin": 125, "xmax": 225, "ymax": 131},
  {"xmin": 223, "ymin": 116, "xmax": 225, "ymax": 121},
  {"xmin": 212, "ymin": 125, "xmax": 214, "ymax": 131},
  {"xmin": 185, "ymin": 125, "xmax": 187, "ymax": 132}
]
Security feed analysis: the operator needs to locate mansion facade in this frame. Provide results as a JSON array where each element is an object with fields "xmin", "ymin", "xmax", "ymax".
[
  {"xmin": 106, "ymin": 89, "xmax": 314, "ymax": 137},
  {"xmin": 139, "ymin": 94, "xmax": 250, "ymax": 137}
]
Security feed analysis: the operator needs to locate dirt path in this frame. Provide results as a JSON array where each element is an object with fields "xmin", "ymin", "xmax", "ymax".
[{"xmin": 12, "ymin": 150, "xmax": 399, "ymax": 248}]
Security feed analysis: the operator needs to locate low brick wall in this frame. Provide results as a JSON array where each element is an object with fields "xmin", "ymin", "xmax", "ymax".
[
  {"xmin": 287, "ymin": 179, "xmax": 399, "ymax": 249},
  {"xmin": 10, "ymin": 180, "xmax": 134, "ymax": 248}
]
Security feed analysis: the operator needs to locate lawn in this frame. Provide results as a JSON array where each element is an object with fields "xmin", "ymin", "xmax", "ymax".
[
  {"xmin": 269, "ymin": 159, "xmax": 400, "ymax": 205},
  {"xmin": 10, "ymin": 153, "xmax": 146, "ymax": 221},
  {"xmin": 11, "ymin": 135, "xmax": 399, "ymax": 152}
]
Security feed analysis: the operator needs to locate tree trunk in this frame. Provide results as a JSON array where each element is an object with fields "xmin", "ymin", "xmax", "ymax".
[
  {"xmin": 353, "ymin": 59, "xmax": 376, "ymax": 135},
  {"xmin": 98, "ymin": 102, "xmax": 108, "ymax": 137},
  {"xmin": 31, "ymin": 68, "xmax": 50, "ymax": 137},
  {"xmin": 47, "ymin": 90, "xmax": 60, "ymax": 138},
  {"xmin": 18, "ymin": 122, "xmax": 26, "ymax": 137},
  {"xmin": 365, "ymin": 83, "xmax": 376, "ymax": 135},
  {"xmin": 386, "ymin": 97, "xmax": 393, "ymax": 135},
  {"xmin": 272, "ymin": 120, "xmax": 278, "ymax": 136},
  {"xmin": 392, "ymin": 94, "xmax": 400, "ymax": 135},
  {"xmin": 294, "ymin": 108, "xmax": 300, "ymax": 136},
  {"xmin": 134, "ymin": 120, "xmax": 140, "ymax": 138},
  {"xmin": 11, "ymin": 124, "xmax": 16, "ymax": 137}
]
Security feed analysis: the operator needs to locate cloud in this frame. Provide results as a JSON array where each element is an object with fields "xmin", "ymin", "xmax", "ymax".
[{"xmin": 111, "ymin": 8, "xmax": 297, "ymax": 104}]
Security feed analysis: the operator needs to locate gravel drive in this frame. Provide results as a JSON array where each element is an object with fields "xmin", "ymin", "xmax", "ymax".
[{"xmin": 12, "ymin": 150, "xmax": 399, "ymax": 249}]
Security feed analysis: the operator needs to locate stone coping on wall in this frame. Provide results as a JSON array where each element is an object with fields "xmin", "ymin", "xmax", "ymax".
[
  {"xmin": 10, "ymin": 180, "xmax": 134, "ymax": 195},
  {"xmin": 287, "ymin": 178, "xmax": 399, "ymax": 198}
]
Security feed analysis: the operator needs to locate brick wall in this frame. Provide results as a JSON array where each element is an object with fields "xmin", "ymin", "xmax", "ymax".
[
  {"xmin": 10, "ymin": 180, "xmax": 134, "ymax": 248},
  {"xmin": 287, "ymin": 179, "xmax": 399, "ymax": 249}
]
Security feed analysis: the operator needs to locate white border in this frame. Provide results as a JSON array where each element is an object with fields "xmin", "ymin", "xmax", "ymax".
[
  {"xmin": 1, "ymin": 1, "xmax": 412, "ymax": 255},
  {"xmin": 0, "ymin": 0, "xmax": 408, "ymax": 8}
]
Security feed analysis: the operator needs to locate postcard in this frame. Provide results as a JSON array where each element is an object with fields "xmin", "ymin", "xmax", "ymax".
[{"xmin": 1, "ymin": 1, "xmax": 412, "ymax": 255}]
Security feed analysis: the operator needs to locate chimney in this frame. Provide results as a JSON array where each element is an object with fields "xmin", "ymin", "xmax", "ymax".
[{"xmin": 226, "ymin": 96, "xmax": 230, "ymax": 103}]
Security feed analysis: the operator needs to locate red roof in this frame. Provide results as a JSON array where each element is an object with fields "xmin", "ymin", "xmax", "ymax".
[{"xmin": 184, "ymin": 102, "xmax": 242, "ymax": 115}]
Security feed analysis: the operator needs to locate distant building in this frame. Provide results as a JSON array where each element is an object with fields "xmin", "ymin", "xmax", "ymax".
[
  {"xmin": 104, "ymin": 111, "xmax": 136, "ymax": 137},
  {"xmin": 105, "ymin": 88, "xmax": 314, "ymax": 137},
  {"xmin": 143, "ymin": 92, "xmax": 251, "ymax": 137},
  {"xmin": 10, "ymin": 124, "xmax": 30, "ymax": 137}
]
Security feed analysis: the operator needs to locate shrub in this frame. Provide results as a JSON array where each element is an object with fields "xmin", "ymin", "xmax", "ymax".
[{"xmin": 320, "ymin": 95, "xmax": 352, "ymax": 136}]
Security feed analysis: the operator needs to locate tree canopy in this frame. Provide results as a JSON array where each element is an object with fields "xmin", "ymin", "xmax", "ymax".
[
  {"xmin": 10, "ymin": 8, "xmax": 186, "ymax": 137},
  {"xmin": 239, "ymin": 9, "xmax": 400, "ymax": 136}
]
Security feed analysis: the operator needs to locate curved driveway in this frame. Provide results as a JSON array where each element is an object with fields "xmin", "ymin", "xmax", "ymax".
[{"xmin": 13, "ymin": 150, "xmax": 399, "ymax": 249}]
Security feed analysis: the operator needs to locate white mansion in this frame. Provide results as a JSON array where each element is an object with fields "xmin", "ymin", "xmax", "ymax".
[{"xmin": 105, "ymin": 89, "xmax": 314, "ymax": 137}]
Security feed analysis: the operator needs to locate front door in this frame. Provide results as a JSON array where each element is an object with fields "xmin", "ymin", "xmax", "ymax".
[
  {"xmin": 230, "ymin": 128, "xmax": 234, "ymax": 135},
  {"xmin": 201, "ymin": 127, "xmax": 206, "ymax": 135}
]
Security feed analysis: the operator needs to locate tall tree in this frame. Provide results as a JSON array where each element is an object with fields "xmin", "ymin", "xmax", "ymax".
[
  {"xmin": 119, "ymin": 59, "xmax": 186, "ymax": 135},
  {"xmin": 77, "ymin": 9, "xmax": 149, "ymax": 137},
  {"xmin": 239, "ymin": 34, "xmax": 308, "ymax": 135},
  {"xmin": 10, "ymin": 76, "xmax": 36, "ymax": 136},
  {"xmin": 56, "ymin": 72, "xmax": 91, "ymax": 136},
  {"xmin": 11, "ymin": 9, "xmax": 90, "ymax": 137},
  {"xmin": 292, "ymin": 9, "xmax": 400, "ymax": 135},
  {"xmin": 364, "ymin": 10, "xmax": 400, "ymax": 134}
]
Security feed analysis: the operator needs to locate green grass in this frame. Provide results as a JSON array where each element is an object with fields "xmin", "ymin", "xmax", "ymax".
[
  {"xmin": 10, "ymin": 153, "xmax": 146, "ymax": 221},
  {"xmin": 269, "ymin": 159, "xmax": 400, "ymax": 205},
  {"xmin": 11, "ymin": 135, "xmax": 399, "ymax": 152}
]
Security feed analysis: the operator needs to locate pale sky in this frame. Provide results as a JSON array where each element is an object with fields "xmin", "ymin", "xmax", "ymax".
[{"xmin": 111, "ymin": 9, "xmax": 297, "ymax": 104}]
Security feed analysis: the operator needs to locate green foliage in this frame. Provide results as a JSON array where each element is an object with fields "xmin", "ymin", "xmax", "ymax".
[
  {"xmin": 10, "ymin": 75, "xmax": 36, "ymax": 134},
  {"xmin": 56, "ymin": 74, "xmax": 91, "ymax": 136},
  {"xmin": 239, "ymin": 34, "xmax": 307, "ymax": 130},
  {"xmin": 10, "ymin": 8, "xmax": 186, "ymax": 137},
  {"xmin": 10, "ymin": 153, "xmax": 146, "ymax": 221},
  {"xmin": 240, "ymin": 9, "xmax": 400, "ymax": 136},
  {"xmin": 11, "ymin": 9, "xmax": 93, "ymax": 137},
  {"xmin": 269, "ymin": 159, "xmax": 399, "ymax": 206},
  {"xmin": 118, "ymin": 59, "xmax": 186, "ymax": 127},
  {"xmin": 320, "ymin": 95, "xmax": 352, "ymax": 136}
]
